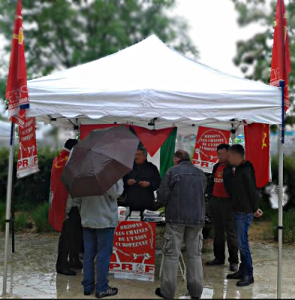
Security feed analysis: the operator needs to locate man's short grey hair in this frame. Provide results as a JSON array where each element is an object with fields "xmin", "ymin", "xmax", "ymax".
[{"xmin": 174, "ymin": 150, "xmax": 190, "ymax": 161}]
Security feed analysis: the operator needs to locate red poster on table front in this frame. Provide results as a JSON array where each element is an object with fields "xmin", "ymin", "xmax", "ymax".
[
  {"xmin": 192, "ymin": 127, "xmax": 230, "ymax": 173},
  {"xmin": 110, "ymin": 221, "xmax": 156, "ymax": 282}
]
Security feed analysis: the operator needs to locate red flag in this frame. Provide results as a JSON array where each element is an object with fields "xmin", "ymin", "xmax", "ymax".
[
  {"xmin": 244, "ymin": 124, "xmax": 270, "ymax": 188},
  {"xmin": 6, "ymin": 0, "xmax": 39, "ymax": 178},
  {"xmin": 6, "ymin": 0, "xmax": 29, "ymax": 116},
  {"xmin": 48, "ymin": 150, "xmax": 70, "ymax": 232},
  {"xmin": 270, "ymin": 0, "xmax": 291, "ymax": 111}
]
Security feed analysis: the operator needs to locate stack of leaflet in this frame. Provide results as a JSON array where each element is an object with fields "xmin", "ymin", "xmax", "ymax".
[
  {"xmin": 127, "ymin": 211, "xmax": 141, "ymax": 221},
  {"xmin": 142, "ymin": 209, "xmax": 163, "ymax": 222},
  {"xmin": 118, "ymin": 206, "xmax": 130, "ymax": 221}
]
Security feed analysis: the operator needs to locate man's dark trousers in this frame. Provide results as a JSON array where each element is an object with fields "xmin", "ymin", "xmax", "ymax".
[
  {"xmin": 209, "ymin": 197, "xmax": 239, "ymax": 264},
  {"xmin": 56, "ymin": 208, "xmax": 82, "ymax": 271}
]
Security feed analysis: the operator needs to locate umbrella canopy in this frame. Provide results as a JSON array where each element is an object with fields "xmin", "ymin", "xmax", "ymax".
[{"xmin": 61, "ymin": 126, "xmax": 139, "ymax": 198}]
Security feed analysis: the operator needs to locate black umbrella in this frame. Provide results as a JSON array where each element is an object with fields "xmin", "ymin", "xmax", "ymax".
[{"xmin": 61, "ymin": 126, "xmax": 139, "ymax": 198}]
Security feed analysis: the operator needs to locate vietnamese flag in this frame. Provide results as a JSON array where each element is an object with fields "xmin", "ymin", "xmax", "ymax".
[
  {"xmin": 5, "ymin": 0, "xmax": 39, "ymax": 178},
  {"xmin": 244, "ymin": 124, "xmax": 270, "ymax": 188},
  {"xmin": 270, "ymin": 0, "xmax": 291, "ymax": 112}
]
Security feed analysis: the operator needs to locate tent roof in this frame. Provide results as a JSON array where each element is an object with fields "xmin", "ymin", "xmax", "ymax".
[{"xmin": 27, "ymin": 35, "xmax": 282, "ymax": 130}]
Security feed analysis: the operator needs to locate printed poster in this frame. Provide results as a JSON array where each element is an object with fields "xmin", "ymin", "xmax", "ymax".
[
  {"xmin": 192, "ymin": 127, "xmax": 230, "ymax": 173},
  {"xmin": 110, "ymin": 221, "xmax": 156, "ymax": 282}
]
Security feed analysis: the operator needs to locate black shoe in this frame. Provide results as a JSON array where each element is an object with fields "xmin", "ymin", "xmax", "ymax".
[
  {"xmin": 227, "ymin": 271, "xmax": 243, "ymax": 280},
  {"xmin": 230, "ymin": 263, "xmax": 239, "ymax": 272},
  {"xmin": 95, "ymin": 287, "xmax": 118, "ymax": 299},
  {"xmin": 57, "ymin": 268, "xmax": 76, "ymax": 276},
  {"xmin": 155, "ymin": 288, "xmax": 167, "ymax": 299},
  {"xmin": 84, "ymin": 287, "xmax": 95, "ymax": 296},
  {"xmin": 206, "ymin": 259, "xmax": 224, "ymax": 266},
  {"xmin": 68, "ymin": 260, "xmax": 83, "ymax": 270},
  {"xmin": 237, "ymin": 276, "xmax": 254, "ymax": 287}
]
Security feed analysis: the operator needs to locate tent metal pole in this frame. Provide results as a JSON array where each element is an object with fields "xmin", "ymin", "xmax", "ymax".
[
  {"xmin": 2, "ymin": 122, "xmax": 15, "ymax": 295},
  {"xmin": 231, "ymin": 123, "xmax": 236, "ymax": 145},
  {"xmin": 277, "ymin": 80, "xmax": 285, "ymax": 299}
]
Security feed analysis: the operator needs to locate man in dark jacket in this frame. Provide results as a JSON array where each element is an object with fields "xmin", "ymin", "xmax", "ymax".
[
  {"xmin": 123, "ymin": 148, "xmax": 161, "ymax": 214},
  {"xmin": 155, "ymin": 150, "xmax": 206, "ymax": 299},
  {"xmin": 226, "ymin": 144, "xmax": 263, "ymax": 287},
  {"xmin": 206, "ymin": 144, "xmax": 239, "ymax": 272}
]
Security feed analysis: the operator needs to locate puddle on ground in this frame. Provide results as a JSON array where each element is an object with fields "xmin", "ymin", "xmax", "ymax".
[{"xmin": 0, "ymin": 233, "xmax": 295, "ymax": 299}]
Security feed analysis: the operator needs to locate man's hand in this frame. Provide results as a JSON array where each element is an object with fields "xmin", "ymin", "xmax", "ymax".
[
  {"xmin": 138, "ymin": 181, "xmax": 150, "ymax": 188},
  {"xmin": 254, "ymin": 209, "xmax": 263, "ymax": 218},
  {"xmin": 127, "ymin": 179, "xmax": 136, "ymax": 186}
]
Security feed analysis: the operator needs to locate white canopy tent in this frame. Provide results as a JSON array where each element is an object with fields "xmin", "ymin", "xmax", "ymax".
[
  {"xmin": 3, "ymin": 35, "xmax": 285, "ymax": 298},
  {"xmin": 0, "ymin": 120, "xmax": 11, "ymax": 142},
  {"xmin": 27, "ymin": 35, "xmax": 281, "ymax": 129}
]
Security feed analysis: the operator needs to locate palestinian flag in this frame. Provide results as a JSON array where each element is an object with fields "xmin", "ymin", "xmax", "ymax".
[{"xmin": 132, "ymin": 126, "xmax": 177, "ymax": 177}]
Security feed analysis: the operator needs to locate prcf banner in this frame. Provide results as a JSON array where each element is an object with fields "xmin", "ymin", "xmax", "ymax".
[
  {"xmin": 110, "ymin": 221, "xmax": 156, "ymax": 282},
  {"xmin": 6, "ymin": 0, "xmax": 29, "ymax": 117},
  {"xmin": 6, "ymin": 0, "xmax": 39, "ymax": 178},
  {"xmin": 15, "ymin": 110, "xmax": 39, "ymax": 178},
  {"xmin": 193, "ymin": 127, "xmax": 230, "ymax": 173}
]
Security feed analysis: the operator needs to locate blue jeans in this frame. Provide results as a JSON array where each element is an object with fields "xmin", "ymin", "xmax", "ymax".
[
  {"xmin": 82, "ymin": 227, "xmax": 115, "ymax": 293},
  {"xmin": 234, "ymin": 213, "xmax": 254, "ymax": 277}
]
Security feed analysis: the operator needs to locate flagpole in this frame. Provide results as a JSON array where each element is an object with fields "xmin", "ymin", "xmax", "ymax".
[
  {"xmin": 277, "ymin": 79, "xmax": 285, "ymax": 299},
  {"xmin": 3, "ymin": 122, "xmax": 15, "ymax": 295}
]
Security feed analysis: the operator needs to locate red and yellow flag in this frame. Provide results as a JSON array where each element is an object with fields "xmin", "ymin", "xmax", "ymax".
[
  {"xmin": 244, "ymin": 123, "xmax": 270, "ymax": 188},
  {"xmin": 48, "ymin": 150, "xmax": 70, "ymax": 232},
  {"xmin": 6, "ymin": 0, "xmax": 39, "ymax": 178},
  {"xmin": 270, "ymin": 0, "xmax": 292, "ymax": 111}
]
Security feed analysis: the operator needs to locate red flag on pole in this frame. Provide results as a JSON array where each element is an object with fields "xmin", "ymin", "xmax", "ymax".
[
  {"xmin": 6, "ymin": 0, "xmax": 39, "ymax": 178},
  {"xmin": 270, "ymin": 0, "xmax": 291, "ymax": 111},
  {"xmin": 244, "ymin": 124, "xmax": 270, "ymax": 188}
]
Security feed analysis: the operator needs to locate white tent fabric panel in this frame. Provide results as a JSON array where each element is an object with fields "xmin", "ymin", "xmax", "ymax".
[
  {"xmin": 27, "ymin": 35, "xmax": 281, "ymax": 127},
  {"xmin": 0, "ymin": 120, "xmax": 11, "ymax": 140}
]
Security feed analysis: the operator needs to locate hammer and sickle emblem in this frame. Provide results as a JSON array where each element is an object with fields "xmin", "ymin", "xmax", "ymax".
[
  {"xmin": 54, "ymin": 157, "xmax": 68, "ymax": 169},
  {"xmin": 262, "ymin": 132, "xmax": 267, "ymax": 149}
]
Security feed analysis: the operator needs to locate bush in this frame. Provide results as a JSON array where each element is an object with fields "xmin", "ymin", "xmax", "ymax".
[
  {"xmin": 0, "ymin": 147, "xmax": 58, "ymax": 209},
  {"xmin": 32, "ymin": 203, "xmax": 53, "ymax": 233},
  {"xmin": 15, "ymin": 212, "xmax": 30, "ymax": 232},
  {"xmin": 271, "ymin": 153, "xmax": 295, "ymax": 211},
  {"xmin": 0, "ymin": 203, "xmax": 5, "ymax": 230},
  {"xmin": 272, "ymin": 209, "xmax": 295, "ymax": 244}
]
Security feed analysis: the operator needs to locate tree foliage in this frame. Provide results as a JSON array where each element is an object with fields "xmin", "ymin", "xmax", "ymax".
[
  {"xmin": 232, "ymin": 0, "xmax": 295, "ymax": 115},
  {"xmin": 0, "ymin": 0, "xmax": 197, "ymax": 79}
]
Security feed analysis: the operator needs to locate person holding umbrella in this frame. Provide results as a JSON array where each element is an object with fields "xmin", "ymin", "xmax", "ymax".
[
  {"xmin": 73, "ymin": 180, "xmax": 124, "ymax": 298},
  {"xmin": 61, "ymin": 126, "xmax": 139, "ymax": 298}
]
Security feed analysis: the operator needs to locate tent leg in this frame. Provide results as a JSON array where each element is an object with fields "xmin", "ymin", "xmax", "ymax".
[
  {"xmin": 277, "ymin": 80, "xmax": 285, "ymax": 299},
  {"xmin": 2, "ymin": 122, "xmax": 15, "ymax": 296},
  {"xmin": 277, "ymin": 124, "xmax": 283, "ymax": 299}
]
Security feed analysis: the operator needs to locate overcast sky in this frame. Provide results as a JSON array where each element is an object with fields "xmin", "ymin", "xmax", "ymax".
[{"xmin": 171, "ymin": 0, "xmax": 265, "ymax": 77}]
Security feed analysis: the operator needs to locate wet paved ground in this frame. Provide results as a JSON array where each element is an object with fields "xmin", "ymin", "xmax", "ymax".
[{"xmin": 0, "ymin": 233, "xmax": 295, "ymax": 299}]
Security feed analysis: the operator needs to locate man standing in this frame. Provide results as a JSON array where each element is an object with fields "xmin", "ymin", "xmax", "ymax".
[
  {"xmin": 206, "ymin": 144, "xmax": 239, "ymax": 272},
  {"xmin": 49, "ymin": 139, "xmax": 83, "ymax": 276},
  {"xmin": 73, "ymin": 180, "xmax": 124, "ymax": 298},
  {"xmin": 124, "ymin": 148, "xmax": 161, "ymax": 214},
  {"xmin": 226, "ymin": 144, "xmax": 263, "ymax": 287},
  {"xmin": 155, "ymin": 150, "xmax": 206, "ymax": 299}
]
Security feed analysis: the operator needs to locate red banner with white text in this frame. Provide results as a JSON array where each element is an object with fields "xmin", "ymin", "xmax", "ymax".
[
  {"xmin": 110, "ymin": 221, "xmax": 156, "ymax": 282},
  {"xmin": 193, "ymin": 127, "xmax": 230, "ymax": 173},
  {"xmin": 15, "ymin": 110, "xmax": 39, "ymax": 178}
]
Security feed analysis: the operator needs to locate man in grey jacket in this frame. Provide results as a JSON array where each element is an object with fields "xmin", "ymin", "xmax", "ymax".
[
  {"xmin": 73, "ymin": 179, "xmax": 123, "ymax": 299},
  {"xmin": 155, "ymin": 150, "xmax": 206, "ymax": 299}
]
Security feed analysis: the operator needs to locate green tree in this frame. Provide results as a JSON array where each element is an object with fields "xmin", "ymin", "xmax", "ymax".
[
  {"xmin": 0, "ymin": 0, "xmax": 197, "ymax": 80},
  {"xmin": 232, "ymin": 0, "xmax": 295, "ymax": 116}
]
